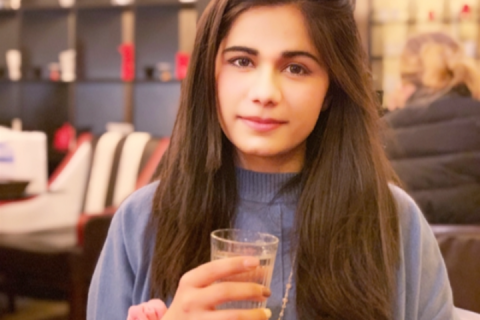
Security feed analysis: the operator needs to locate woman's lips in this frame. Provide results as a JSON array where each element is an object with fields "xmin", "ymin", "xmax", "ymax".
[{"xmin": 239, "ymin": 116, "xmax": 287, "ymax": 132}]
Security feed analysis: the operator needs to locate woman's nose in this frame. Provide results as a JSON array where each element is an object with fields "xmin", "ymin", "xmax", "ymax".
[{"xmin": 247, "ymin": 66, "xmax": 282, "ymax": 107}]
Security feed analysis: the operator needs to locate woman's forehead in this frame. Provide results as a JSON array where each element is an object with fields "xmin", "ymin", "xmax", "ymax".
[{"xmin": 220, "ymin": 5, "xmax": 318, "ymax": 56}]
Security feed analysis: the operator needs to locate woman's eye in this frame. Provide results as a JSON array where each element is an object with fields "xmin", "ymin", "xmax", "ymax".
[
  {"xmin": 232, "ymin": 58, "xmax": 252, "ymax": 68},
  {"xmin": 286, "ymin": 64, "xmax": 307, "ymax": 75}
]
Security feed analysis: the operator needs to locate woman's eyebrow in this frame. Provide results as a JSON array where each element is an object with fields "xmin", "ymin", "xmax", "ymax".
[
  {"xmin": 223, "ymin": 46, "xmax": 258, "ymax": 55},
  {"xmin": 282, "ymin": 51, "xmax": 320, "ymax": 64},
  {"xmin": 223, "ymin": 46, "xmax": 320, "ymax": 64}
]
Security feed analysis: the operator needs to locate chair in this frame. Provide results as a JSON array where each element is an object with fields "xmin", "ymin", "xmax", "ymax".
[
  {"xmin": 111, "ymin": 132, "xmax": 152, "ymax": 207},
  {"xmin": 0, "ymin": 132, "xmax": 170, "ymax": 320},
  {"xmin": 82, "ymin": 131, "xmax": 126, "ymax": 214},
  {"xmin": 75, "ymin": 134, "xmax": 169, "ymax": 245},
  {"xmin": 433, "ymin": 225, "xmax": 480, "ymax": 314},
  {"xmin": 72, "ymin": 135, "xmax": 170, "ymax": 319}
]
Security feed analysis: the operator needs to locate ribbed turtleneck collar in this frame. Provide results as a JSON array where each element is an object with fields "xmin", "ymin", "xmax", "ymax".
[{"xmin": 235, "ymin": 167, "xmax": 301, "ymax": 204}]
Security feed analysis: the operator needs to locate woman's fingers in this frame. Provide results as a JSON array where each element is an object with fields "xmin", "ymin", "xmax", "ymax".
[
  {"xmin": 179, "ymin": 256, "xmax": 259, "ymax": 288},
  {"xmin": 127, "ymin": 304, "xmax": 149, "ymax": 320},
  {"xmin": 143, "ymin": 299, "xmax": 168, "ymax": 319},
  {"xmin": 162, "ymin": 258, "xmax": 272, "ymax": 320},
  {"xmin": 142, "ymin": 305, "xmax": 160, "ymax": 320},
  {"xmin": 127, "ymin": 300, "xmax": 167, "ymax": 320},
  {"xmin": 196, "ymin": 308, "xmax": 272, "ymax": 320},
  {"xmin": 198, "ymin": 282, "xmax": 271, "ymax": 307}
]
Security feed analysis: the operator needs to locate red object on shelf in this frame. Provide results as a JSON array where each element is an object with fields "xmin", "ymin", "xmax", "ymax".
[
  {"xmin": 53, "ymin": 122, "xmax": 75, "ymax": 152},
  {"xmin": 176, "ymin": 52, "xmax": 190, "ymax": 80},
  {"xmin": 460, "ymin": 4, "xmax": 471, "ymax": 20},
  {"xmin": 119, "ymin": 43, "xmax": 135, "ymax": 81}
]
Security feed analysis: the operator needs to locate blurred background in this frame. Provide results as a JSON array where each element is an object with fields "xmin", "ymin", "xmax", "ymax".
[
  {"xmin": 356, "ymin": 0, "xmax": 480, "ymax": 108},
  {"xmin": 0, "ymin": 0, "xmax": 479, "ymax": 319}
]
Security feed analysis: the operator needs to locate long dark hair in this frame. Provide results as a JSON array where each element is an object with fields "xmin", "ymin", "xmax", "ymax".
[{"xmin": 150, "ymin": 0, "xmax": 400, "ymax": 319}]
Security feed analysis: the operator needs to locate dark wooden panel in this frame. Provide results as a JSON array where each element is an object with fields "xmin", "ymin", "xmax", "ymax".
[
  {"xmin": 76, "ymin": 10, "xmax": 122, "ymax": 80},
  {"xmin": 136, "ymin": 0, "xmax": 183, "ymax": 5},
  {"xmin": 133, "ymin": 82, "xmax": 180, "ymax": 137},
  {"xmin": 76, "ymin": 0, "xmax": 112, "ymax": 7},
  {"xmin": 20, "ymin": 82, "xmax": 70, "ymax": 138},
  {"xmin": 22, "ymin": 0, "xmax": 64, "ymax": 8},
  {"xmin": 21, "ymin": 10, "xmax": 69, "ymax": 80},
  {"xmin": 0, "ymin": 83, "xmax": 21, "ymax": 126},
  {"xmin": 135, "ymin": 6, "xmax": 179, "ymax": 80},
  {"xmin": 0, "ymin": 12, "xmax": 20, "ymax": 70},
  {"xmin": 75, "ymin": 82, "xmax": 124, "ymax": 134}
]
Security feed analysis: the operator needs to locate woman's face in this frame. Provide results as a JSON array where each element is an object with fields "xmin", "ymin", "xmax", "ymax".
[{"xmin": 215, "ymin": 4, "xmax": 330, "ymax": 173}]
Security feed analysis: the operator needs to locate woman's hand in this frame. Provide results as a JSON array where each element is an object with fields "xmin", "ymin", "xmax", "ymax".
[
  {"xmin": 127, "ymin": 299, "xmax": 167, "ymax": 320},
  {"xmin": 162, "ymin": 256, "xmax": 272, "ymax": 320}
]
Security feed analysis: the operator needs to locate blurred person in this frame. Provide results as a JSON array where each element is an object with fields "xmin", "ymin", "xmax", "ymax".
[{"xmin": 384, "ymin": 32, "xmax": 480, "ymax": 224}]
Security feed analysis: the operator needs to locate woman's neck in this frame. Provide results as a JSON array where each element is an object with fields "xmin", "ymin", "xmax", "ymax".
[{"xmin": 234, "ymin": 144, "xmax": 305, "ymax": 173}]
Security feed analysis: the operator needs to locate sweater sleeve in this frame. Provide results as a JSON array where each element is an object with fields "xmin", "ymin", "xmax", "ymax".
[
  {"xmin": 392, "ymin": 185, "xmax": 458, "ymax": 320},
  {"xmin": 87, "ymin": 204, "xmax": 136, "ymax": 319},
  {"xmin": 87, "ymin": 182, "xmax": 158, "ymax": 320}
]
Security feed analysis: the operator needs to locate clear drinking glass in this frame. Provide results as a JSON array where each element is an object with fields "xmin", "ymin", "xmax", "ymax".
[{"xmin": 210, "ymin": 229, "xmax": 279, "ymax": 309}]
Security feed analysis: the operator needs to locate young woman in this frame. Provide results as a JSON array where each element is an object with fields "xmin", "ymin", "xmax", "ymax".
[
  {"xmin": 385, "ymin": 32, "xmax": 480, "ymax": 224},
  {"xmin": 87, "ymin": 1, "xmax": 457, "ymax": 319}
]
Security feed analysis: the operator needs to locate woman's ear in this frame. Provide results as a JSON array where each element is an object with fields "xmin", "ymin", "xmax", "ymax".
[
  {"xmin": 321, "ymin": 86, "xmax": 334, "ymax": 111},
  {"xmin": 322, "ymin": 96, "xmax": 332, "ymax": 111}
]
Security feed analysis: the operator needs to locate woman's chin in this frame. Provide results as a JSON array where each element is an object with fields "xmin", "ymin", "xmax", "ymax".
[{"xmin": 236, "ymin": 146, "xmax": 283, "ymax": 159}]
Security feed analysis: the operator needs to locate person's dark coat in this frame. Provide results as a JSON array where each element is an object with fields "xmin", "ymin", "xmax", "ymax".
[{"xmin": 384, "ymin": 92, "xmax": 480, "ymax": 224}]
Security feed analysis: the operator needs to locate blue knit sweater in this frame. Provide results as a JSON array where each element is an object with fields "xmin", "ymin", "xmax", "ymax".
[{"xmin": 88, "ymin": 169, "xmax": 457, "ymax": 320}]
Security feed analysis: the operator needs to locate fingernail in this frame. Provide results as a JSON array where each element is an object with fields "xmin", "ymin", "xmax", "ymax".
[
  {"xmin": 263, "ymin": 308, "xmax": 272, "ymax": 318},
  {"xmin": 145, "ymin": 307, "xmax": 153, "ymax": 314},
  {"xmin": 243, "ymin": 257, "xmax": 259, "ymax": 268},
  {"xmin": 262, "ymin": 287, "xmax": 271, "ymax": 297}
]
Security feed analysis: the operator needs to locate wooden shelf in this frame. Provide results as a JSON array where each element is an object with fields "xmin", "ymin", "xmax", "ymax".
[
  {"xmin": 77, "ymin": 79, "xmax": 182, "ymax": 83},
  {"xmin": 0, "ymin": 0, "xmax": 195, "ymax": 137},
  {"xmin": 21, "ymin": 6, "xmax": 70, "ymax": 12},
  {"xmin": 0, "ymin": 9, "xmax": 19, "ymax": 14},
  {"xmin": 0, "ymin": 78, "xmax": 182, "ymax": 84},
  {"xmin": 76, "ymin": 79, "xmax": 125, "ymax": 83},
  {"xmin": 134, "ymin": 79, "xmax": 182, "ymax": 83},
  {"xmin": 21, "ymin": 79, "xmax": 72, "ymax": 84},
  {"xmin": 370, "ymin": 19, "xmax": 480, "ymax": 25},
  {"xmin": 370, "ymin": 55, "xmax": 480, "ymax": 60},
  {"xmin": 76, "ymin": 5, "xmax": 133, "ymax": 11},
  {"xmin": 0, "ymin": 2, "xmax": 195, "ymax": 11}
]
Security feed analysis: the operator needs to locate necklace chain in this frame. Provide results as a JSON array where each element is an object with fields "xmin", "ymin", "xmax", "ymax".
[{"xmin": 277, "ymin": 258, "xmax": 295, "ymax": 320}]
